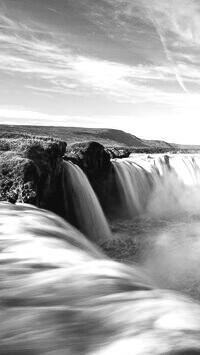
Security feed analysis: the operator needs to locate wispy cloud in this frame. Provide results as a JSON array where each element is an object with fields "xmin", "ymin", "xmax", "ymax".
[
  {"xmin": 0, "ymin": 2, "xmax": 61, "ymax": 36},
  {"xmin": 0, "ymin": 13, "xmax": 16, "ymax": 29},
  {"xmin": 102, "ymin": 0, "xmax": 200, "ymax": 96},
  {"xmin": 0, "ymin": 36, "xmax": 187, "ymax": 103},
  {"xmin": 147, "ymin": 0, "xmax": 200, "ymax": 45},
  {"xmin": 1, "ymin": 1, "xmax": 200, "ymax": 111},
  {"xmin": 47, "ymin": 7, "xmax": 63, "ymax": 16},
  {"xmin": 1, "ymin": 10, "xmax": 200, "ymax": 106},
  {"xmin": 105, "ymin": 0, "xmax": 200, "ymax": 45},
  {"xmin": 0, "ymin": 107, "xmax": 111, "ymax": 127}
]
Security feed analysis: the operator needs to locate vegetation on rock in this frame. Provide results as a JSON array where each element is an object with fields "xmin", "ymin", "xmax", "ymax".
[{"xmin": 0, "ymin": 137, "xmax": 66, "ymax": 211}]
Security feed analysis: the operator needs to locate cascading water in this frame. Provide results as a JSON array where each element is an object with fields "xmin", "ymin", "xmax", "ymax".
[
  {"xmin": 62, "ymin": 160, "xmax": 111, "ymax": 243},
  {"xmin": 112, "ymin": 154, "xmax": 200, "ymax": 219},
  {"xmin": 111, "ymin": 153, "xmax": 200, "ymax": 300},
  {"xmin": 112, "ymin": 160, "xmax": 152, "ymax": 217}
]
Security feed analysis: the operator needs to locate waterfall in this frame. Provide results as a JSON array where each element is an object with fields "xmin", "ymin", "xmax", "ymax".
[
  {"xmin": 112, "ymin": 160, "xmax": 152, "ymax": 216},
  {"xmin": 112, "ymin": 154, "xmax": 200, "ymax": 219},
  {"xmin": 62, "ymin": 161, "xmax": 111, "ymax": 242}
]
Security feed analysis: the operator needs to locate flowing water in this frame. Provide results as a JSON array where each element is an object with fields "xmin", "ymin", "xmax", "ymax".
[
  {"xmin": 111, "ymin": 154, "xmax": 200, "ymax": 300},
  {"xmin": 62, "ymin": 161, "xmax": 111, "ymax": 243},
  {"xmin": 113, "ymin": 153, "xmax": 200, "ymax": 218},
  {"xmin": 2, "ymin": 202, "xmax": 200, "ymax": 354},
  {"xmin": 47, "ymin": 156, "xmax": 200, "ymax": 301},
  {"xmin": 2, "ymin": 157, "xmax": 200, "ymax": 353}
]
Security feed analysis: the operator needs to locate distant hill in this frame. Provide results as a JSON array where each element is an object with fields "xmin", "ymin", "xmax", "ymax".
[
  {"xmin": 142, "ymin": 139, "xmax": 174, "ymax": 149},
  {"xmin": 0, "ymin": 124, "xmax": 147, "ymax": 148},
  {"xmin": 1, "ymin": 124, "xmax": 199, "ymax": 150},
  {"xmin": 172, "ymin": 143, "xmax": 200, "ymax": 150}
]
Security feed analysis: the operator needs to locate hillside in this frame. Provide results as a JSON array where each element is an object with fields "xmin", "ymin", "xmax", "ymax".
[
  {"xmin": 0, "ymin": 124, "xmax": 147, "ymax": 148},
  {"xmin": 172, "ymin": 143, "xmax": 200, "ymax": 150},
  {"xmin": 1, "ymin": 124, "xmax": 197, "ymax": 150},
  {"xmin": 142, "ymin": 139, "xmax": 174, "ymax": 149}
]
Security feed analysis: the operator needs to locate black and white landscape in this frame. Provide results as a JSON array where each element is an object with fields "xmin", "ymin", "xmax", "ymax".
[{"xmin": 1, "ymin": 1, "xmax": 200, "ymax": 354}]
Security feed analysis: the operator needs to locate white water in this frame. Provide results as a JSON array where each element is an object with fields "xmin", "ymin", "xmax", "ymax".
[
  {"xmin": 2, "ymin": 202, "xmax": 200, "ymax": 354},
  {"xmin": 112, "ymin": 154, "xmax": 200, "ymax": 219},
  {"xmin": 111, "ymin": 154, "xmax": 200, "ymax": 300},
  {"xmin": 62, "ymin": 161, "xmax": 111, "ymax": 243}
]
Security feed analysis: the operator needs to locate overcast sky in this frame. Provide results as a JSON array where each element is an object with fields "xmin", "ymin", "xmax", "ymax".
[{"xmin": 1, "ymin": 0, "xmax": 200, "ymax": 143}]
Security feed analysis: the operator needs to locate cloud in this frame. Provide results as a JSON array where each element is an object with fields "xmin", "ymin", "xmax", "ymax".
[
  {"xmin": 103, "ymin": 0, "xmax": 200, "ymax": 96},
  {"xmin": 0, "ymin": 107, "xmax": 116, "ymax": 127},
  {"xmin": 1, "ymin": 1, "xmax": 200, "ymax": 107},
  {"xmin": 0, "ymin": 35, "xmax": 188, "ymax": 104},
  {"xmin": 0, "ymin": 13, "xmax": 16, "ymax": 29},
  {"xmin": 1, "ymin": 28, "xmax": 200, "ymax": 106},
  {"xmin": 105, "ymin": 0, "xmax": 200, "ymax": 45},
  {"xmin": 147, "ymin": 0, "xmax": 200, "ymax": 45}
]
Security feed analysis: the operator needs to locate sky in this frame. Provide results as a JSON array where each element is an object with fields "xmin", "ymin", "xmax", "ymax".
[{"xmin": 1, "ymin": 0, "xmax": 200, "ymax": 143}]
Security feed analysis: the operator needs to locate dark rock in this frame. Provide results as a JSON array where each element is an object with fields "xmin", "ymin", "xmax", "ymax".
[
  {"xmin": 0, "ymin": 137, "xmax": 121, "ymax": 222},
  {"xmin": 64, "ymin": 141, "xmax": 111, "ymax": 176},
  {"xmin": 105, "ymin": 147, "xmax": 130, "ymax": 159},
  {"xmin": 0, "ymin": 138, "xmax": 67, "ymax": 215}
]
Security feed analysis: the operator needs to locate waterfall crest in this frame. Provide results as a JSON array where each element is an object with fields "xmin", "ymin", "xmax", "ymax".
[
  {"xmin": 62, "ymin": 161, "xmax": 111, "ymax": 242},
  {"xmin": 112, "ymin": 154, "xmax": 200, "ymax": 219}
]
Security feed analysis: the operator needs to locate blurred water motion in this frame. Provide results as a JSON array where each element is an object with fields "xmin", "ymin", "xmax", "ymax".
[
  {"xmin": 113, "ymin": 154, "xmax": 200, "ymax": 218},
  {"xmin": 62, "ymin": 161, "xmax": 111, "ymax": 242},
  {"xmin": 1, "ymin": 203, "xmax": 200, "ymax": 354}
]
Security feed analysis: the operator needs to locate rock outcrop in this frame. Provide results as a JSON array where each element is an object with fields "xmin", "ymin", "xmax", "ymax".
[
  {"xmin": 0, "ymin": 138, "xmax": 66, "ymax": 215},
  {"xmin": 64, "ymin": 141, "xmax": 111, "ymax": 175}
]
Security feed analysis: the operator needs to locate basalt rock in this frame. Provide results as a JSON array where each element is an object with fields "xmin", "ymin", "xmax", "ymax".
[{"xmin": 0, "ymin": 138, "xmax": 66, "ymax": 215}]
